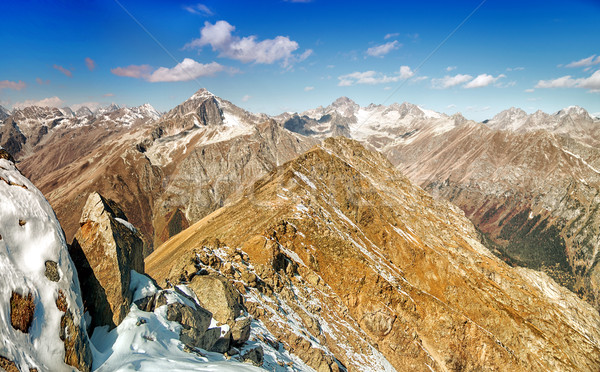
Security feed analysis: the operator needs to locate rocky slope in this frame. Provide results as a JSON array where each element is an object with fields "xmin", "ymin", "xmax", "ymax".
[
  {"xmin": 385, "ymin": 118, "xmax": 600, "ymax": 309},
  {"xmin": 0, "ymin": 148, "xmax": 92, "ymax": 371},
  {"xmin": 147, "ymin": 137, "xmax": 600, "ymax": 371},
  {"xmin": 281, "ymin": 97, "xmax": 600, "ymax": 310}
]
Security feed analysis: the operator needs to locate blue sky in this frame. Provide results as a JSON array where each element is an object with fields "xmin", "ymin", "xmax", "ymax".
[{"xmin": 1, "ymin": 0, "xmax": 599, "ymax": 120}]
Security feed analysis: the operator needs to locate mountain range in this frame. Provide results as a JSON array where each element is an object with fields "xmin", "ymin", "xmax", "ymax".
[{"xmin": 2, "ymin": 88, "xmax": 600, "ymax": 371}]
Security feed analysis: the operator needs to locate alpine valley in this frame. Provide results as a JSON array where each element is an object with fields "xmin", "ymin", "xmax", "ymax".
[{"xmin": 1, "ymin": 89, "xmax": 600, "ymax": 371}]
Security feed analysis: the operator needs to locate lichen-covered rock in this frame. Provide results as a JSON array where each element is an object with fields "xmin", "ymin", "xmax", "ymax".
[{"xmin": 70, "ymin": 192, "xmax": 145, "ymax": 329}]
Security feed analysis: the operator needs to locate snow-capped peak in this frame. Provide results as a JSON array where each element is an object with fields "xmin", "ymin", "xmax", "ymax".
[
  {"xmin": 95, "ymin": 103, "xmax": 121, "ymax": 115},
  {"xmin": 190, "ymin": 88, "xmax": 216, "ymax": 101},
  {"xmin": 327, "ymin": 96, "xmax": 359, "ymax": 117},
  {"xmin": 555, "ymin": 105, "xmax": 590, "ymax": 118},
  {"xmin": 131, "ymin": 103, "xmax": 161, "ymax": 121}
]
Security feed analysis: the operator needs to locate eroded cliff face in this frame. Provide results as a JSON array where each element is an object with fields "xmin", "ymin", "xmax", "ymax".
[{"xmin": 147, "ymin": 137, "xmax": 600, "ymax": 372}]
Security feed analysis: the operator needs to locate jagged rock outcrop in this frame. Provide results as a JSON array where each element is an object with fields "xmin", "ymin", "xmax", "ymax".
[
  {"xmin": 148, "ymin": 137, "xmax": 600, "ymax": 372},
  {"xmin": 0, "ymin": 147, "xmax": 92, "ymax": 371},
  {"xmin": 70, "ymin": 192, "xmax": 144, "ymax": 329}
]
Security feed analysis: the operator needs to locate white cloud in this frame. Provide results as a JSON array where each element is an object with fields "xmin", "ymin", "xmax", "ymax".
[
  {"xmin": 446, "ymin": 66, "xmax": 457, "ymax": 72},
  {"xmin": 14, "ymin": 96, "xmax": 64, "ymax": 109},
  {"xmin": 466, "ymin": 105, "xmax": 491, "ymax": 112},
  {"xmin": 366, "ymin": 40, "xmax": 401, "ymax": 57},
  {"xmin": 506, "ymin": 66, "xmax": 525, "ymax": 71},
  {"xmin": 71, "ymin": 102, "xmax": 101, "ymax": 111},
  {"xmin": 565, "ymin": 55, "xmax": 600, "ymax": 68},
  {"xmin": 411, "ymin": 76, "xmax": 428, "ymax": 82},
  {"xmin": 111, "ymin": 64, "xmax": 153, "ymax": 79},
  {"xmin": 0, "ymin": 80, "xmax": 26, "ymax": 91},
  {"xmin": 338, "ymin": 66, "xmax": 413, "ymax": 86},
  {"xmin": 184, "ymin": 3, "xmax": 213, "ymax": 16},
  {"xmin": 304, "ymin": 86, "xmax": 314, "ymax": 91},
  {"xmin": 524, "ymin": 88, "xmax": 535, "ymax": 93},
  {"xmin": 464, "ymin": 73, "xmax": 505, "ymax": 89},
  {"xmin": 431, "ymin": 74, "xmax": 473, "ymax": 89},
  {"xmin": 536, "ymin": 75, "xmax": 576, "ymax": 88},
  {"xmin": 535, "ymin": 70, "xmax": 600, "ymax": 91},
  {"xmin": 384, "ymin": 33, "xmax": 399, "ymax": 40},
  {"xmin": 446, "ymin": 104, "xmax": 456, "ymax": 109},
  {"xmin": 53, "ymin": 64, "xmax": 72, "ymax": 77},
  {"xmin": 103, "ymin": 93, "xmax": 115, "ymax": 97},
  {"xmin": 111, "ymin": 59, "xmax": 227, "ymax": 82},
  {"xmin": 85, "ymin": 57, "xmax": 96, "ymax": 71},
  {"xmin": 185, "ymin": 20, "xmax": 309, "ymax": 67},
  {"xmin": 241, "ymin": 95, "xmax": 251, "ymax": 102},
  {"xmin": 148, "ymin": 58, "xmax": 225, "ymax": 82}
]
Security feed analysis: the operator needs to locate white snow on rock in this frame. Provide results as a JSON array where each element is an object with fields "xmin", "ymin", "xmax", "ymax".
[
  {"xmin": 115, "ymin": 217, "xmax": 138, "ymax": 233},
  {"xmin": 0, "ymin": 153, "xmax": 88, "ymax": 371},
  {"xmin": 94, "ymin": 271, "xmax": 299, "ymax": 371}
]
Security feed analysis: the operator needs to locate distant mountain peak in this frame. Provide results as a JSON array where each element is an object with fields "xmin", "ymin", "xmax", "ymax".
[
  {"xmin": 555, "ymin": 105, "xmax": 590, "ymax": 119},
  {"xmin": 96, "ymin": 103, "xmax": 121, "ymax": 115},
  {"xmin": 331, "ymin": 96, "xmax": 355, "ymax": 106},
  {"xmin": 190, "ymin": 88, "xmax": 216, "ymax": 101}
]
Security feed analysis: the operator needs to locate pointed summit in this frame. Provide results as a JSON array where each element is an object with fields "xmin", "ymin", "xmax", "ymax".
[
  {"xmin": 189, "ymin": 88, "xmax": 216, "ymax": 101},
  {"xmin": 327, "ymin": 96, "xmax": 359, "ymax": 117}
]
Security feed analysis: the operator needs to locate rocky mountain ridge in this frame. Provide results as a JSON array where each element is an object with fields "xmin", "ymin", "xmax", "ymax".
[
  {"xmin": 277, "ymin": 96, "xmax": 600, "ymax": 311},
  {"xmin": 148, "ymin": 137, "xmax": 600, "ymax": 371}
]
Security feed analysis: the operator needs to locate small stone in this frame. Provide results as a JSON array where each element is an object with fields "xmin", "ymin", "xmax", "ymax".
[
  {"xmin": 241, "ymin": 345, "xmax": 264, "ymax": 367},
  {"xmin": 136, "ymin": 318, "xmax": 148, "ymax": 326},
  {"xmin": 44, "ymin": 260, "xmax": 60, "ymax": 282},
  {"xmin": 231, "ymin": 318, "xmax": 252, "ymax": 346}
]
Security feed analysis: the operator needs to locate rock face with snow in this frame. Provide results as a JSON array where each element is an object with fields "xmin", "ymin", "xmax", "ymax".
[
  {"xmin": 486, "ymin": 105, "xmax": 599, "ymax": 145},
  {"xmin": 70, "ymin": 192, "xmax": 144, "ymax": 329},
  {"xmin": 148, "ymin": 137, "xmax": 600, "ymax": 371},
  {"xmin": 0, "ymin": 105, "xmax": 10, "ymax": 120},
  {"xmin": 0, "ymin": 103, "xmax": 161, "ymax": 161},
  {"xmin": 0, "ymin": 148, "xmax": 92, "ymax": 371},
  {"xmin": 278, "ymin": 96, "xmax": 464, "ymax": 154}
]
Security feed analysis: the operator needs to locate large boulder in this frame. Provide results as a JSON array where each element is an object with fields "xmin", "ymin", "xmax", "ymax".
[
  {"xmin": 187, "ymin": 274, "xmax": 245, "ymax": 325},
  {"xmin": 0, "ymin": 148, "xmax": 92, "ymax": 371},
  {"xmin": 70, "ymin": 192, "xmax": 144, "ymax": 329}
]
